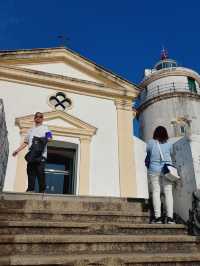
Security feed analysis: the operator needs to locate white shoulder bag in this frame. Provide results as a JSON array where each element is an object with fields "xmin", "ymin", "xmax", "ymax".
[{"xmin": 157, "ymin": 141, "xmax": 180, "ymax": 183}]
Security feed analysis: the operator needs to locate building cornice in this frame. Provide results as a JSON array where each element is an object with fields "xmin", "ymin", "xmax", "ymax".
[
  {"xmin": 0, "ymin": 65, "xmax": 138, "ymax": 100},
  {"xmin": 0, "ymin": 47, "xmax": 139, "ymax": 97}
]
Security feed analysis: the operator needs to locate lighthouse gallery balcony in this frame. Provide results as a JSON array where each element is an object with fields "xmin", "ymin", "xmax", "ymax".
[{"xmin": 139, "ymin": 81, "xmax": 200, "ymax": 107}]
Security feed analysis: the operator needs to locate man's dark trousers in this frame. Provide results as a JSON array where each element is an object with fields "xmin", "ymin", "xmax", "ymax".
[{"xmin": 27, "ymin": 161, "xmax": 46, "ymax": 192}]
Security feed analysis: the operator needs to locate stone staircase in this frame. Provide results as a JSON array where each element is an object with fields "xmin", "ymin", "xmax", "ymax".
[{"xmin": 0, "ymin": 192, "xmax": 200, "ymax": 266}]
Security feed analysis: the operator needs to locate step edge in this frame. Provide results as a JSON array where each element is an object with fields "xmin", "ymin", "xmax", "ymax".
[
  {"xmin": 0, "ymin": 221, "xmax": 186, "ymax": 229},
  {"xmin": 0, "ymin": 234, "xmax": 198, "ymax": 243},
  {"xmin": 0, "ymin": 209, "xmax": 149, "ymax": 216},
  {"xmin": 2, "ymin": 253, "xmax": 200, "ymax": 264}
]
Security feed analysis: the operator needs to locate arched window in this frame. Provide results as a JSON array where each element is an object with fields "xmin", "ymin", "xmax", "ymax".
[{"xmin": 171, "ymin": 118, "xmax": 191, "ymax": 137}]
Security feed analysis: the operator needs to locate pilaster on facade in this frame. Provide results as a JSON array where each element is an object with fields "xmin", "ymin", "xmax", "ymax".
[
  {"xmin": 132, "ymin": 107, "xmax": 137, "ymax": 118},
  {"xmin": 114, "ymin": 98, "xmax": 133, "ymax": 111},
  {"xmin": 79, "ymin": 136, "xmax": 91, "ymax": 195},
  {"xmin": 115, "ymin": 98, "xmax": 137, "ymax": 197}
]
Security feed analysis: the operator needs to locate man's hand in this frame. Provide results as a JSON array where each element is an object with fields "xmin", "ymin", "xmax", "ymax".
[
  {"xmin": 12, "ymin": 142, "xmax": 28, "ymax": 157},
  {"xmin": 12, "ymin": 150, "xmax": 18, "ymax": 157},
  {"xmin": 45, "ymin": 131, "xmax": 52, "ymax": 141}
]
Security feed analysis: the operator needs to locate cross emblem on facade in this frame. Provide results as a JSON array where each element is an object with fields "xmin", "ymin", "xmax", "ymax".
[{"xmin": 49, "ymin": 92, "xmax": 72, "ymax": 111}]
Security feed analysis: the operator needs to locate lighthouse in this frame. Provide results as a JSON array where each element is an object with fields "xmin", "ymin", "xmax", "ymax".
[
  {"xmin": 138, "ymin": 49, "xmax": 200, "ymax": 142},
  {"xmin": 137, "ymin": 50, "xmax": 200, "ymax": 220}
]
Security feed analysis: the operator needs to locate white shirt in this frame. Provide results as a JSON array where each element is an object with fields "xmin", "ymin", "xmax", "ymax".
[{"xmin": 24, "ymin": 125, "xmax": 51, "ymax": 158}]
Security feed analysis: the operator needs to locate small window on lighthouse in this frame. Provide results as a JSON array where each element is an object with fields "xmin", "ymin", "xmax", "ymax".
[
  {"xmin": 180, "ymin": 126, "xmax": 185, "ymax": 135},
  {"xmin": 188, "ymin": 77, "xmax": 197, "ymax": 93},
  {"xmin": 179, "ymin": 122, "xmax": 191, "ymax": 136}
]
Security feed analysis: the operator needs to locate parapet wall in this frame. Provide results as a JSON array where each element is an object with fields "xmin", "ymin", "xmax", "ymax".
[{"xmin": 0, "ymin": 99, "xmax": 9, "ymax": 191}]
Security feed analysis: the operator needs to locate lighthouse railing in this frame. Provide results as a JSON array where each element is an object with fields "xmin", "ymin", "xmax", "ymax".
[{"xmin": 139, "ymin": 81, "xmax": 200, "ymax": 106}]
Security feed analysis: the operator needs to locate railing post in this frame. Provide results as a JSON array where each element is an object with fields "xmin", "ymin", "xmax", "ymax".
[
  {"xmin": 173, "ymin": 82, "xmax": 175, "ymax": 92},
  {"xmin": 157, "ymin": 85, "xmax": 159, "ymax": 95}
]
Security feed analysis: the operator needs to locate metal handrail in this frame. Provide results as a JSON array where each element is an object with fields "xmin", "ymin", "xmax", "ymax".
[
  {"xmin": 45, "ymin": 169, "xmax": 69, "ymax": 175},
  {"xmin": 139, "ymin": 82, "xmax": 200, "ymax": 106}
]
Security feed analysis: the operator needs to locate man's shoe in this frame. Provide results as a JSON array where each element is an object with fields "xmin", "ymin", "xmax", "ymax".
[
  {"xmin": 167, "ymin": 217, "xmax": 175, "ymax": 224},
  {"xmin": 150, "ymin": 217, "xmax": 163, "ymax": 224},
  {"xmin": 26, "ymin": 190, "xmax": 34, "ymax": 193}
]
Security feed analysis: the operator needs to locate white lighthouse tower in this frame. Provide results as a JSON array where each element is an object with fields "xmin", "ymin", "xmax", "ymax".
[
  {"xmin": 137, "ymin": 49, "xmax": 200, "ymax": 221},
  {"xmin": 138, "ymin": 49, "xmax": 200, "ymax": 142}
]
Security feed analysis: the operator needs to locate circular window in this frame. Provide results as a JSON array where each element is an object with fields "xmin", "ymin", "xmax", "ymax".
[{"xmin": 49, "ymin": 92, "xmax": 72, "ymax": 111}]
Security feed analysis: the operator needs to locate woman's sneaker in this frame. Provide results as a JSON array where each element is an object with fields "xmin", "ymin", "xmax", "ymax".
[
  {"xmin": 151, "ymin": 217, "xmax": 163, "ymax": 224},
  {"xmin": 167, "ymin": 217, "xmax": 175, "ymax": 224}
]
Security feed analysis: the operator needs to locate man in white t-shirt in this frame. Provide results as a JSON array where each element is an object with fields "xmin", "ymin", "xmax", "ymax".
[{"xmin": 13, "ymin": 112, "xmax": 52, "ymax": 193}]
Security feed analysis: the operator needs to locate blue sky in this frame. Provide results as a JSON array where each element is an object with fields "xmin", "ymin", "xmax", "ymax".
[{"xmin": 0, "ymin": 0, "xmax": 200, "ymax": 84}]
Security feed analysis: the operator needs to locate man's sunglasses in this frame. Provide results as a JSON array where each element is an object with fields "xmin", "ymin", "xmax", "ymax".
[{"xmin": 35, "ymin": 115, "xmax": 43, "ymax": 119}]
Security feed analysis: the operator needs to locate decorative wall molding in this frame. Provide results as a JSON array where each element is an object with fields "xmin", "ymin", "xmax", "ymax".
[{"xmin": 15, "ymin": 110, "xmax": 97, "ymax": 138}]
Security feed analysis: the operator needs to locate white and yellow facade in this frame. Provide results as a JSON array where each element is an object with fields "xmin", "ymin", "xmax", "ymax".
[{"xmin": 0, "ymin": 47, "xmax": 148, "ymax": 198}]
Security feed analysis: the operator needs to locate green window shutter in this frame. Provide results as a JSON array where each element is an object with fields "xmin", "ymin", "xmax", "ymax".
[{"xmin": 188, "ymin": 77, "xmax": 197, "ymax": 93}]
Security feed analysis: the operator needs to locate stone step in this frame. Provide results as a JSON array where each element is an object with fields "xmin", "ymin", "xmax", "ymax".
[
  {"xmin": 0, "ymin": 209, "xmax": 149, "ymax": 223},
  {"xmin": 1, "ymin": 253, "xmax": 200, "ymax": 266},
  {"xmin": 0, "ymin": 192, "xmax": 148, "ymax": 213},
  {"xmin": 0, "ymin": 234, "xmax": 199, "ymax": 256},
  {"xmin": 0, "ymin": 220, "xmax": 187, "ymax": 235},
  {"xmin": 0, "ymin": 194, "xmax": 197, "ymax": 265}
]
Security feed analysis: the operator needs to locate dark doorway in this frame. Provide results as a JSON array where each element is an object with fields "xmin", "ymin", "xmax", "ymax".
[{"xmin": 34, "ymin": 141, "xmax": 78, "ymax": 194}]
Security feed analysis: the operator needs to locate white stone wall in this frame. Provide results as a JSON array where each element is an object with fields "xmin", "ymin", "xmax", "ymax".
[
  {"xmin": 140, "ymin": 97, "xmax": 200, "ymax": 141},
  {"xmin": 0, "ymin": 80, "xmax": 120, "ymax": 196},
  {"xmin": 172, "ymin": 137, "xmax": 197, "ymax": 221},
  {"xmin": 133, "ymin": 136, "xmax": 149, "ymax": 199},
  {"xmin": 189, "ymin": 135, "xmax": 200, "ymax": 189},
  {"xmin": 169, "ymin": 135, "xmax": 200, "ymax": 221}
]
